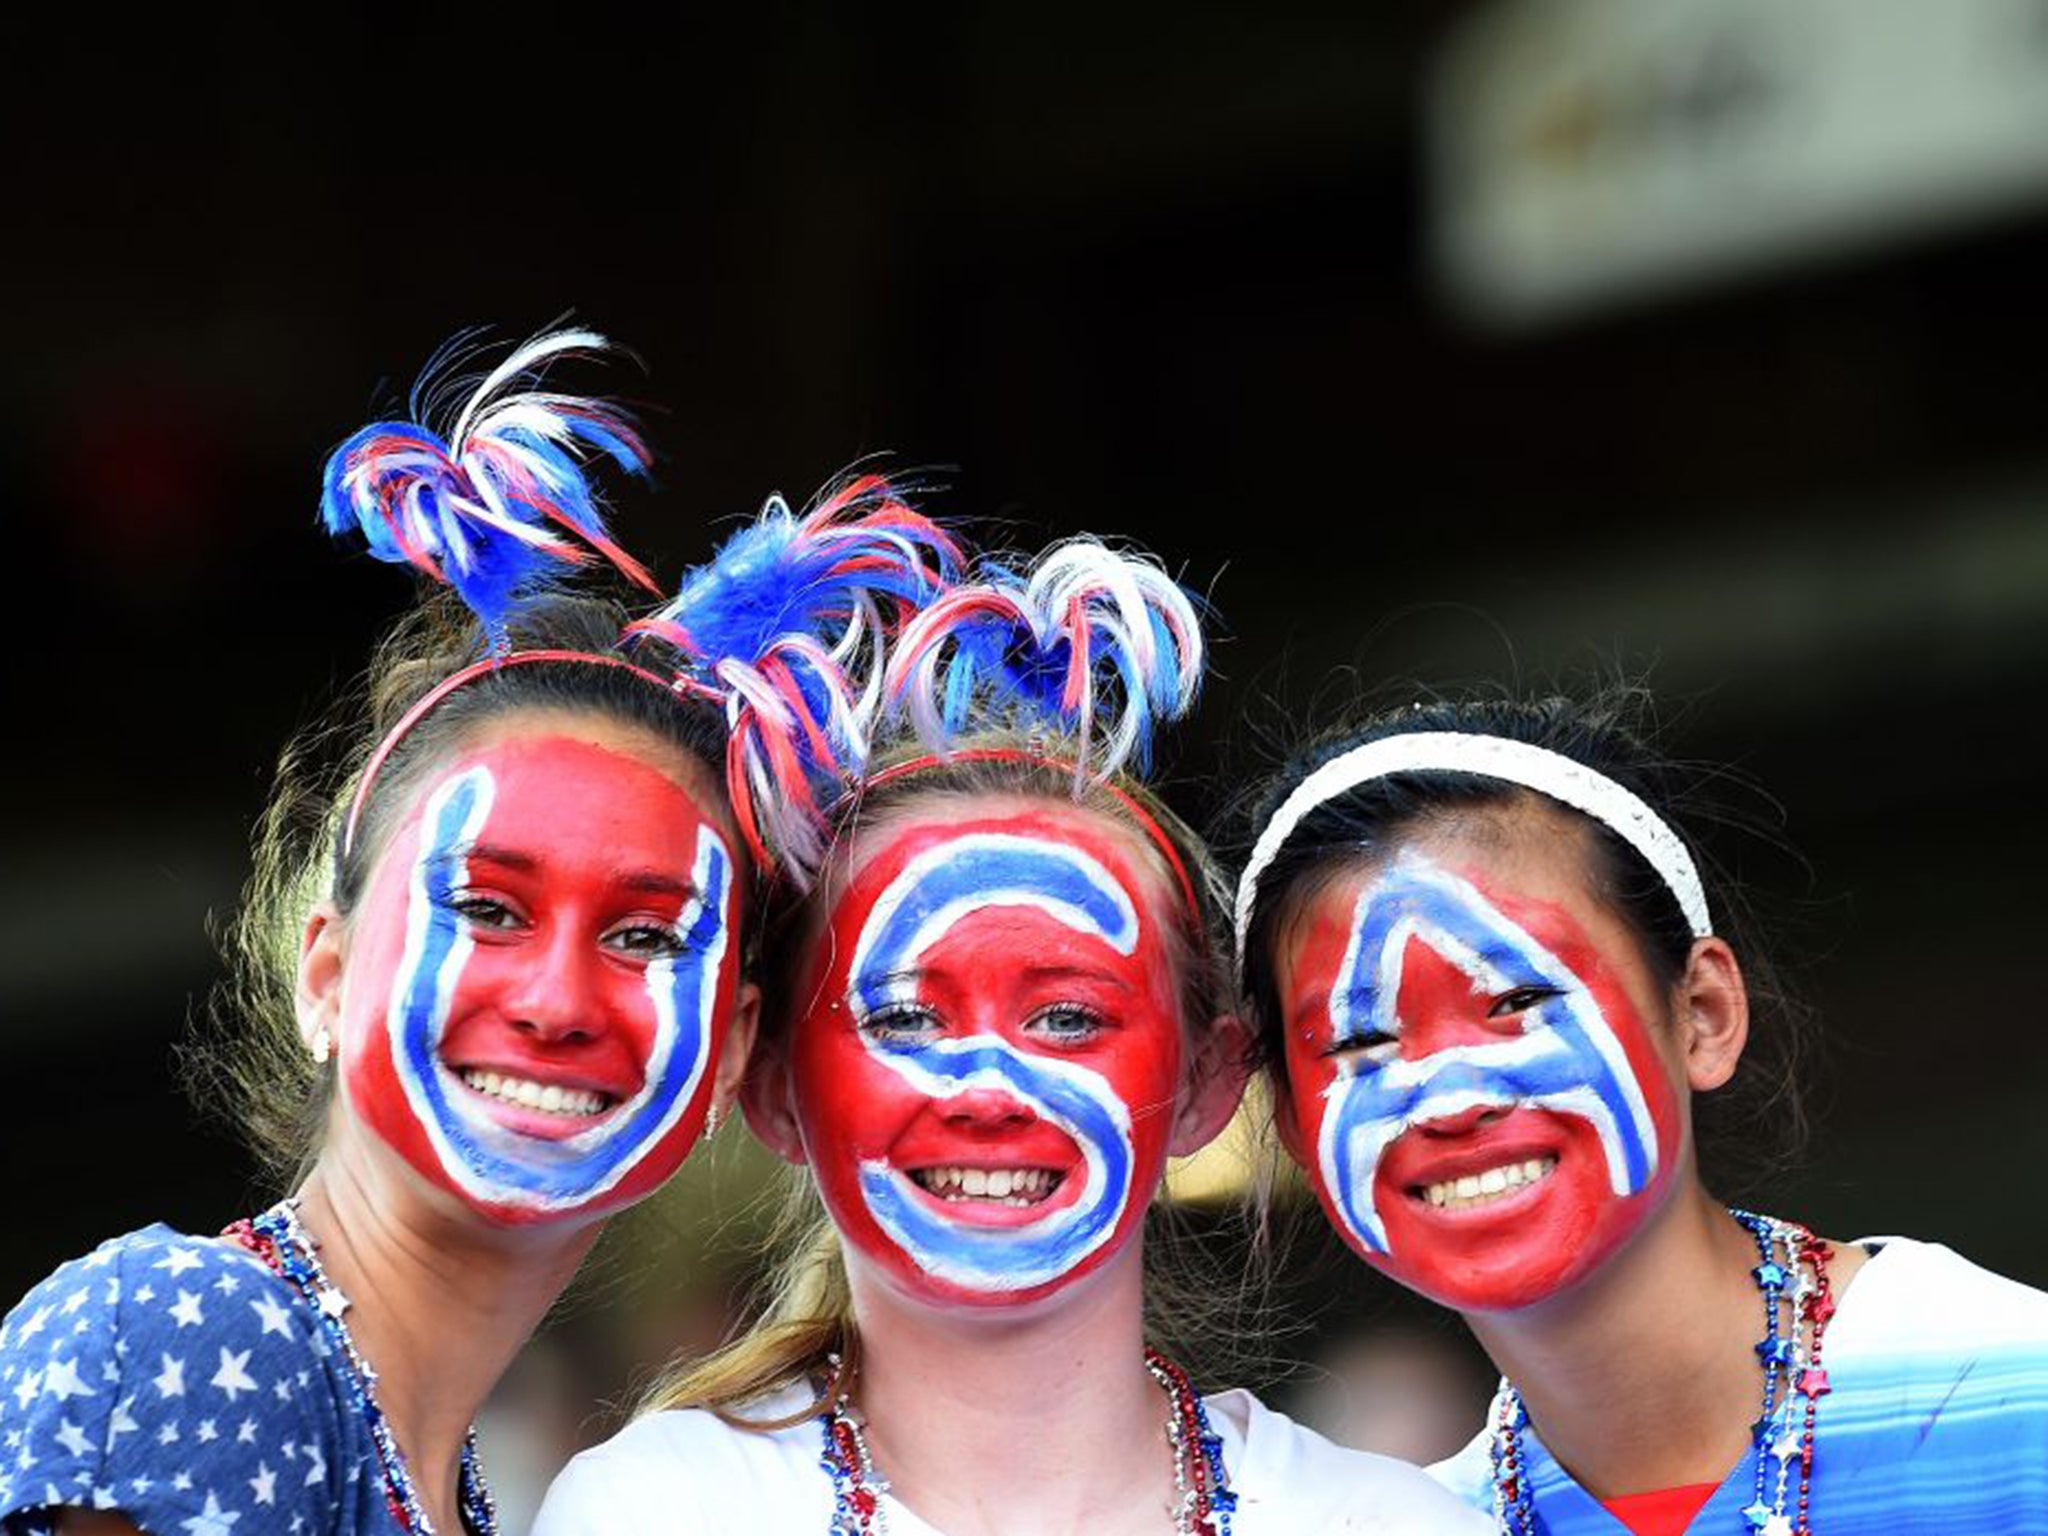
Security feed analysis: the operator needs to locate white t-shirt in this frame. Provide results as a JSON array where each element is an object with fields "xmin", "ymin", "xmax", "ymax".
[{"xmin": 536, "ymin": 1382, "xmax": 1486, "ymax": 1535}]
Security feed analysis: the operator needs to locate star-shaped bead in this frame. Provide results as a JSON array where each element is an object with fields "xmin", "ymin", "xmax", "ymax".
[
  {"xmin": 1762, "ymin": 1515, "xmax": 1794, "ymax": 1536},
  {"xmin": 1753, "ymin": 1260, "xmax": 1788, "ymax": 1289},
  {"xmin": 1743, "ymin": 1499, "xmax": 1774, "ymax": 1529},
  {"xmin": 1796, "ymin": 1366, "xmax": 1832, "ymax": 1399}
]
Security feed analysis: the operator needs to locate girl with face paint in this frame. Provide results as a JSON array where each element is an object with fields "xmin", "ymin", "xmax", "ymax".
[
  {"xmin": 1234, "ymin": 693, "xmax": 2048, "ymax": 1536},
  {"xmin": 536, "ymin": 544, "xmax": 1483, "ymax": 1536},
  {"xmin": 0, "ymin": 334, "xmax": 958, "ymax": 1536}
]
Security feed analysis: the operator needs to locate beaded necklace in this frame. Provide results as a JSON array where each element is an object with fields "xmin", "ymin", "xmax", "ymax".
[
  {"xmin": 223, "ymin": 1200, "xmax": 500, "ymax": 1536},
  {"xmin": 818, "ymin": 1345, "xmax": 1236, "ymax": 1536},
  {"xmin": 1488, "ymin": 1210, "xmax": 1836, "ymax": 1536}
]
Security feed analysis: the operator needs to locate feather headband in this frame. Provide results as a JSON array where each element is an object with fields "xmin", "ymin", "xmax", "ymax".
[
  {"xmin": 880, "ymin": 536, "xmax": 1205, "ymax": 786},
  {"xmin": 626, "ymin": 475, "xmax": 965, "ymax": 880},
  {"xmin": 320, "ymin": 327, "xmax": 658, "ymax": 646}
]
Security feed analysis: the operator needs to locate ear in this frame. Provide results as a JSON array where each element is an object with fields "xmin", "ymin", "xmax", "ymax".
[
  {"xmin": 708, "ymin": 981, "xmax": 762, "ymax": 1131},
  {"xmin": 1169, "ymin": 1013, "xmax": 1253, "ymax": 1157},
  {"xmin": 739, "ymin": 1029, "xmax": 810, "ymax": 1167},
  {"xmin": 1677, "ymin": 936, "xmax": 1748, "ymax": 1093},
  {"xmin": 295, "ymin": 901, "xmax": 346, "ymax": 1055}
]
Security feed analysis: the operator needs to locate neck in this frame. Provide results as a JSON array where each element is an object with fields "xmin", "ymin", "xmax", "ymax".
[
  {"xmin": 846, "ymin": 1243, "xmax": 1180, "ymax": 1536},
  {"xmin": 293, "ymin": 1152, "xmax": 600, "ymax": 1531},
  {"xmin": 1467, "ymin": 1184, "xmax": 1762, "ymax": 1500}
]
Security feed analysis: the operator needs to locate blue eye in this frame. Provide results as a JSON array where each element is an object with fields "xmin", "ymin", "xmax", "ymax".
[
  {"xmin": 1025, "ymin": 1004, "xmax": 1106, "ymax": 1046},
  {"xmin": 859, "ymin": 1003, "xmax": 943, "ymax": 1045}
]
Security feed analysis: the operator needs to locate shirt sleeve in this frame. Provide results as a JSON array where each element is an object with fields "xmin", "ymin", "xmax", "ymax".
[{"xmin": 0, "ymin": 1228, "xmax": 354, "ymax": 1536}]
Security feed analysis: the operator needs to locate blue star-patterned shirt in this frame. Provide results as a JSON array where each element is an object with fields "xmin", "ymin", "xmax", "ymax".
[{"xmin": 0, "ymin": 1225, "xmax": 398, "ymax": 1536}]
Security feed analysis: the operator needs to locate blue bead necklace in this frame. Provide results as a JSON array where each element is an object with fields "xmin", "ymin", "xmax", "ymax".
[
  {"xmin": 1488, "ymin": 1210, "xmax": 1833, "ymax": 1536},
  {"xmin": 238, "ymin": 1201, "xmax": 499, "ymax": 1536}
]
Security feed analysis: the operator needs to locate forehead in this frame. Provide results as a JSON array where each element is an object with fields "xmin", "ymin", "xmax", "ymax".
[
  {"xmin": 835, "ymin": 792, "xmax": 1171, "ymax": 915},
  {"xmin": 384, "ymin": 714, "xmax": 725, "ymax": 860},
  {"xmin": 1277, "ymin": 799, "xmax": 1620, "ymax": 975}
]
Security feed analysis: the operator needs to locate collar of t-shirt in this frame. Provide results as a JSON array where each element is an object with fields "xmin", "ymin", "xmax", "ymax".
[{"xmin": 1599, "ymin": 1482, "xmax": 1719, "ymax": 1536}]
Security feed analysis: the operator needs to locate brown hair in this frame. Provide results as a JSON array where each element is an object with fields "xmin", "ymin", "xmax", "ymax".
[{"xmin": 183, "ymin": 588, "xmax": 731, "ymax": 1192}]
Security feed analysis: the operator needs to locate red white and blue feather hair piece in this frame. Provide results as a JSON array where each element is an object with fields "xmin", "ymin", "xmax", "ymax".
[
  {"xmin": 320, "ymin": 328, "xmax": 659, "ymax": 646},
  {"xmin": 626, "ymin": 474, "xmax": 965, "ymax": 881},
  {"xmin": 882, "ymin": 537, "xmax": 1205, "ymax": 786}
]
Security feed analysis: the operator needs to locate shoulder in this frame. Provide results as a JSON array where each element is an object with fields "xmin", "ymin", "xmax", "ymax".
[
  {"xmin": 1425, "ymin": 1424, "xmax": 1495, "ymax": 1514},
  {"xmin": 1837, "ymin": 1235, "xmax": 2048, "ymax": 1360},
  {"xmin": 0, "ymin": 1226, "xmax": 363, "ymax": 1536},
  {"xmin": 534, "ymin": 1387, "xmax": 830, "ymax": 1536},
  {"xmin": 1213, "ymin": 1390, "xmax": 1492, "ymax": 1534}
]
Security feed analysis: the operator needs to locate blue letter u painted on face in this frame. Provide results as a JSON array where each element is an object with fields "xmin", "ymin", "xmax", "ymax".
[
  {"xmin": 1318, "ymin": 853, "xmax": 1659, "ymax": 1253},
  {"xmin": 390, "ymin": 767, "xmax": 733, "ymax": 1215},
  {"xmin": 847, "ymin": 834, "xmax": 1139, "ymax": 1294}
]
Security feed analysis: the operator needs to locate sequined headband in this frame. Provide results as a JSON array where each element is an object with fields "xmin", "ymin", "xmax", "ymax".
[
  {"xmin": 860, "ymin": 747, "xmax": 1208, "ymax": 949},
  {"xmin": 1232, "ymin": 732, "xmax": 1712, "ymax": 968}
]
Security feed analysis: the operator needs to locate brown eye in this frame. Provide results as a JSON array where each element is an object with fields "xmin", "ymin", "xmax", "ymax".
[
  {"xmin": 449, "ymin": 893, "xmax": 522, "ymax": 931},
  {"xmin": 1324, "ymin": 1028, "xmax": 1400, "ymax": 1064},
  {"xmin": 604, "ymin": 921, "xmax": 689, "ymax": 961},
  {"xmin": 1488, "ymin": 985, "xmax": 1558, "ymax": 1019}
]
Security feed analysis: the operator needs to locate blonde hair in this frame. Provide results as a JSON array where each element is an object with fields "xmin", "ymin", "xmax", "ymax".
[{"xmin": 640, "ymin": 734, "xmax": 1243, "ymax": 1425}]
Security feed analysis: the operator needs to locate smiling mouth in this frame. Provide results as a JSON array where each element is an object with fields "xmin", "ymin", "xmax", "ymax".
[
  {"xmin": 909, "ymin": 1166, "xmax": 1065, "ymax": 1207},
  {"xmin": 458, "ymin": 1068, "xmax": 617, "ymax": 1119},
  {"xmin": 1411, "ymin": 1155, "xmax": 1558, "ymax": 1212}
]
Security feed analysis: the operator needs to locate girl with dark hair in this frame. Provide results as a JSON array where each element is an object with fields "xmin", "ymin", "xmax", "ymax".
[
  {"xmin": 536, "ymin": 548, "xmax": 1482, "ymax": 1534},
  {"xmin": 0, "ymin": 334, "xmax": 956, "ymax": 1536},
  {"xmin": 1233, "ymin": 692, "xmax": 2048, "ymax": 1535}
]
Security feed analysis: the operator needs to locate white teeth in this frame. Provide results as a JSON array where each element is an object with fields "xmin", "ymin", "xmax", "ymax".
[
  {"xmin": 910, "ymin": 1167, "xmax": 1059, "ymax": 1203},
  {"xmin": 459, "ymin": 1069, "xmax": 610, "ymax": 1118},
  {"xmin": 1420, "ymin": 1156, "xmax": 1557, "ymax": 1212}
]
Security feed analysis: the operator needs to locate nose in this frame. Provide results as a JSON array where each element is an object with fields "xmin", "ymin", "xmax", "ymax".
[
  {"xmin": 1411, "ymin": 1102, "xmax": 1509, "ymax": 1138},
  {"xmin": 936, "ymin": 1086, "xmax": 1038, "ymax": 1131},
  {"xmin": 503, "ymin": 927, "xmax": 603, "ymax": 1044}
]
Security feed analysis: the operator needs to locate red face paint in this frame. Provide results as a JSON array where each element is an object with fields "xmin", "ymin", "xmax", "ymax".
[
  {"xmin": 338, "ymin": 731, "xmax": 744, "ymax": 1225},
  {"xmin": 1278, "ymin": 852, "xmax": 1682, "ymax": 1312},
  {"xmin": 787, "ymin": 806, "xmax": 1185, "ymax": 1307}
]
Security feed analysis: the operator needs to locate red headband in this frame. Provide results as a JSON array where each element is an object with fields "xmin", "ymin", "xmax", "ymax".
[
  {"xmin": 340, "ymin": 650, "xmax": 686, "ymax": 860},
  {"xmin": 857, "ymin": 747, "xmax": 1208, "ymax": 949}
]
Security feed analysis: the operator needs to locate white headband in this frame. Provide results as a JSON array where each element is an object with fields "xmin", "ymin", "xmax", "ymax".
[{"xmin": 1232, "ymin": 731, "xmax": 1712, "ymax": 967}]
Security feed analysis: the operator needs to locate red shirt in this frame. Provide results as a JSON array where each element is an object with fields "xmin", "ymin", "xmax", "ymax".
[{"xmin": 1600, "ymin": 1483, "xmax": 1720, "ymax": 1536}]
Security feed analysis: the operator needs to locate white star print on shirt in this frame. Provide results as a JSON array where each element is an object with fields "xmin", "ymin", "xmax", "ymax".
[
  {"xmin": 3, "ymin": 1224, "xmax": 387, "ymax": 1535},
  {"xmin": 210, "ymin": 1348, "xmax": 258, "ymax": 1403},
  {"xmin": 180, "ymin": 1488, "xmax": 241, "ymax": 1534}
]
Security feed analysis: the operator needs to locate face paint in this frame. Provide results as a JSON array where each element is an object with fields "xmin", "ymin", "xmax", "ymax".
[
  {"xmin": 789, "ymin": 809, "xmax": 1184, "ymax": 1306},
  {"xmin": 338, "ymin": 733, "xmax": 742, "ymax": 1224},
  {"xmin": 1280, "ymin": 850, "xmax": 1681, "ymax": 1311}
]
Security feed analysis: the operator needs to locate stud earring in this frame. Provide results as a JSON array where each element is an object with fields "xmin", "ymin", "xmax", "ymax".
[
  {"xmin": 310, "ymin": 1025, "xmax": 333, "ymax": 1066},
  {"xmin": 704, "ymin": 1104, "xmax": 723, "ymax": 1139}
]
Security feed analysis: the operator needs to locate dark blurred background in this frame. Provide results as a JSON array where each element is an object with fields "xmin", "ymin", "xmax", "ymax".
[{"xmin": 9, "ymin": 0, "xmax": 2048, "ymax": 1524}]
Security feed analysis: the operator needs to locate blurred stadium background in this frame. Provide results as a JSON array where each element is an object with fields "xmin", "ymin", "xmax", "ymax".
[{"xmin": 9, "ymin": 1, "xmax": 2048, "ymax": 1526}]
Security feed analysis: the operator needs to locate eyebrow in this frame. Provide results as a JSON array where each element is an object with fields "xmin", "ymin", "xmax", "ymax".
[
  {"xmin": 1017, "ymin": 962, "xmax": 1133, "ymax": 993},
  {"xmin": 437, "ymin": 846, "xmax": 703, "ymax": 901}
]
